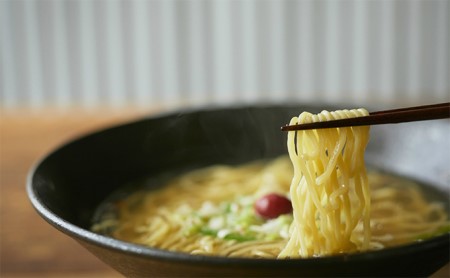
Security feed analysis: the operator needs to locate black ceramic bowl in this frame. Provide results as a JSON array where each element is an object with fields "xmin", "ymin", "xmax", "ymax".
[{"xmin": 27, "ymin": 104, "xmax": 450, "ymax": 277}]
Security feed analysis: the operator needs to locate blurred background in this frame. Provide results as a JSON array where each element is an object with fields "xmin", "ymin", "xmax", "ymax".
[
  {"xmin": 1, "ymin": 1, "xmax": 449, "ymax": 277},
  {"xmin": 1, "ymin": 0, "xmax": 449, "ymax": 113}
]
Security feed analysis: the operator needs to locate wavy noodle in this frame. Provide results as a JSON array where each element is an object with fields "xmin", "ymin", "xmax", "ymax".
[{"xmin": 279, "ymin": 109, "xmax": 371, "ymax": 258}]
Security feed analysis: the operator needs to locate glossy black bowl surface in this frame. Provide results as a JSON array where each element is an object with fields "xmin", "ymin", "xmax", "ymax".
[{"xmin": 27, "ymin": 104, "xmax": 450, "ymax": 277}]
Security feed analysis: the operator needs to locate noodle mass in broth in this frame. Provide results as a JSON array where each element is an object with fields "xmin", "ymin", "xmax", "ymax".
[{"xmin": 92, "ymin": 109, "xmax": 450, "ymax": 258}]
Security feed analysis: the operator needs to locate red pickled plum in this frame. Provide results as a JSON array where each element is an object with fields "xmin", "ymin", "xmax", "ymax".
[{"xmin": 254, "ymin": 193, "xmax": 293, "ymax": 219}]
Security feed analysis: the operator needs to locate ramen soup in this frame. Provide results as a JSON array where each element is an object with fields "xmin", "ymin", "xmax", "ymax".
[{"xmin": 92, "ymin": 109, "xmax": 450, "ymax": 258}]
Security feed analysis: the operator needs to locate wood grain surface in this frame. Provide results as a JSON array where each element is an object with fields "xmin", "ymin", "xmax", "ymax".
[
  {"xmin": 1, "ymin": 110, "xmax": 448, "ymax": 277},
  {"xmin": 0, "ymin": 110, "xmax": 151, "ymax": 278}
]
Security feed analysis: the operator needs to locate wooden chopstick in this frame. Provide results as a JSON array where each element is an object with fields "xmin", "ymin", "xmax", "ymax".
[{"xmin": 281, "ymin": 102, "xmax": 450, "ymax": 131}]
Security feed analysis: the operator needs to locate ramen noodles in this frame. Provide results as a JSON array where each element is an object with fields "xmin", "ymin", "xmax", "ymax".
[
  {"xmin": 92, "ymin": 109, "xmax": 449, "ymax": 258},
  {"xmin": 280, "ymin": 109, "xmax": 371, "ymax": 257}
]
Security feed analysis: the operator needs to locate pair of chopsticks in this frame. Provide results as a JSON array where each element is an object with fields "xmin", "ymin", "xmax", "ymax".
[{"xmin": 281, "ymin": 102, "xmax": 450, "ymax": 131}]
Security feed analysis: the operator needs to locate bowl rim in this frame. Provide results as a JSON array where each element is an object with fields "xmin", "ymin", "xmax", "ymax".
[{"xmin": 26, "ymin": 103, "xmax": 450, "ymax": 267}]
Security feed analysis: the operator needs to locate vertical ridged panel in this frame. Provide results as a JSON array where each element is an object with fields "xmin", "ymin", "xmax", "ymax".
[{"xmin": 0, "ymin": 0, "xmax": 448, "ymax": 111}]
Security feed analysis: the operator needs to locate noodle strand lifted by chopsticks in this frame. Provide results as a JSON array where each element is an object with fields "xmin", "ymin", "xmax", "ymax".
[{"xmin": 279, "ymin": 109, "xmax": 371, "ymax": 258}]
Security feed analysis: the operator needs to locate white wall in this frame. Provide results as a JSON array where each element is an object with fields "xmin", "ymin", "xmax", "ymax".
[{"xmin": 1, "ymin": 0, "xmax": 449, "ymax": 111}]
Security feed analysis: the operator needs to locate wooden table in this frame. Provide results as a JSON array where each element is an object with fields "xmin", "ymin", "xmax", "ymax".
[
  {"xmin": 0, "ymin": 110, "xmax": 150, "ymax": 277},
  {"xmin": 1, "ymin": 110, "xmax": 449, "ymax": 277}
]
